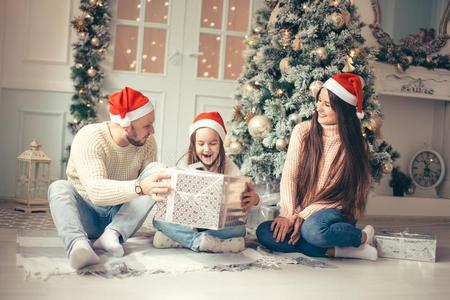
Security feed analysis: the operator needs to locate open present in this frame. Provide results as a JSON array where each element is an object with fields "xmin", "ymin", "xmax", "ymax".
[
  {"xmin": 375, "ymin": 230, "xmax": 437, "ymax": 262},
  {"xmin": 155, "ymin": 169, "xmax": 250, "ymax": 230}
]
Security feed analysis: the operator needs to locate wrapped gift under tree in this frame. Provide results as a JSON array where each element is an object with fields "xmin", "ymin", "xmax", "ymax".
[
  {"xmin": 375, "ymin": 230, "xmax": 437, "ymax": 262},
  {"xmin": 155, "ymin": 169, "xmax": 250, "ymax": 230}
]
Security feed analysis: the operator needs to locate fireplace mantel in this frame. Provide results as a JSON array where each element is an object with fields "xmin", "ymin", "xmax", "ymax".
[{"xmin": 371, "ymin": 61, "xmax": 450, "ymax": 102}]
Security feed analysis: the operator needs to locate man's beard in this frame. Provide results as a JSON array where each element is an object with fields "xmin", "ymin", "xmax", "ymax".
[{"xmin": 127, "ymin": 135, "xmax": 146, "ymax": 147}]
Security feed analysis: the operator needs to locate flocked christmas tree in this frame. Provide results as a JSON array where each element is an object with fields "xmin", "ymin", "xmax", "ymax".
[
  {"xmin": 69, "ymin": 0, "xmax": 111, "ymax": 135},
  {"xmin": 227, "ymin": 0, "xmax": 398, "ymax": 185}
]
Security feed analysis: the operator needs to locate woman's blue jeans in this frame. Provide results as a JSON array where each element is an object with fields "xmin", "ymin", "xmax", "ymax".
[
  {"xmin": 153, "ymin": 218, "xmax": 246, "ymax": 252},
  {"xmin": 256, "ymin": 208, "xmax": 362, "ymax": 257}
]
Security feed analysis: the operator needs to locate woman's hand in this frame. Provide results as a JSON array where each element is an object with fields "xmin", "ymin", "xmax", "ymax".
[
  {"xmin": 241, "ymin": 181, "xmax": 260, "ymax": 215},
  {"xmin": 288, "ymin": 217, "xmax": 303, "ymax": 245},
  {"xmin": 270, "ymin": 216, "xmax": 294, "ymax": 243}
]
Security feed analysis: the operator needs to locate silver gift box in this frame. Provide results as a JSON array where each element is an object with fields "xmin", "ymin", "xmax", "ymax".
[
  {"xmin": 375, "ymin": 230, "xmax": 437, "ymax": 262},
  {"xmin": 155, "ymin": 169, "xmax": 249, "ymax": 230}
]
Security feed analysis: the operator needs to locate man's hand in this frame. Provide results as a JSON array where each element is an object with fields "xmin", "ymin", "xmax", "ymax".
[
  {"xmin": 139, "ymin": 170, "xmax": 172, "ymax": 201},
  {"xmin": 270, "ymin": 216, "xmax": 294, "ymax": 243},
  {"xmin": 241, "ymin": 181, "xmax": 260, "ymax": 215},
  {"xmin": 288, "ymin": 217, "xmax": 303, "ymax": 245}
]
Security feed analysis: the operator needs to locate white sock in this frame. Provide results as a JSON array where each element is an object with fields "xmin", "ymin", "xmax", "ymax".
[
  {"xmin": 362, "ymin": 225, "xmax": 375, "ymax": 245},
  {"xmin": 69, "ymin": 239, "xmax": 100, "ymax": 270},
  {"xmin": 334, "ymin": 244, "xmax": 378, "ymax": 261},
  {"xmin": 198, "ymin": 234, "xmax": 245, "ymax": 253},
  {"xmin": 152, "ymin": 231, "xmax": 181, "ymax": 249},
  {"xmin": 93, "ymin": 228, "xmax": 124, "ymax": 257}
]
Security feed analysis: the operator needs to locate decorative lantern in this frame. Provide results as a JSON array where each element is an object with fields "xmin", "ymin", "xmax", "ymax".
[{"xmin": 15, "ymin": 139, "xmax": 51, "ymax": 213}]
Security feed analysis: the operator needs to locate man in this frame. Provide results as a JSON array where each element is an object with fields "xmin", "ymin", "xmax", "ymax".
[{"xmin": 48, "ymin": 87, "xmax": 171, "ymax": 270}]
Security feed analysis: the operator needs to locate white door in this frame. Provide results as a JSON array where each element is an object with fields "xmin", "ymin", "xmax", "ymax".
[
  {"xmin": 105, "ymin": 0, "xmax": 262, "ymax": 165},
  {"xmin": 176, "ymin": 0, "xmax": 257, "ymax": 159}
]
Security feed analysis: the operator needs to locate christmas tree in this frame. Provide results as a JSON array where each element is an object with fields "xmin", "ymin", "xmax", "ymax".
[
  {"xmin": 69, "ymin": 0, "xmax": 111, "ymax": 135},
  {"xmin": 227, "ymin": 0, "xmax": 398, "ymax": 185}
]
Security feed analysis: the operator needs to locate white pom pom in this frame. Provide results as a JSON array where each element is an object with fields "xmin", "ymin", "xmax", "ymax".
[
  {"xmin": 120, "ymin": 116, "xmax": 131, "ymax": 127},
  {"xmin": 356, "ymin": 111, "xmax": 365, "ymax": 119}
]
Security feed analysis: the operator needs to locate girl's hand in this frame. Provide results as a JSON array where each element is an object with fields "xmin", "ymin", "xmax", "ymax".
[
  {"xmin": 241, "ymin": 182, "xmax": 260, "ymax": 215},
  {"xmin": 288, "ymin": 217, "xmax": 303, "ymax": 245},
  {"xmin": 270, "ymin": 216, "xmax": 294, "ymax": 243}
]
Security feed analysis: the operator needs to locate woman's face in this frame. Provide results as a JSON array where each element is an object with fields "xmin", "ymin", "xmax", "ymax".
[
  {"xmin": 194, "ymin": 128, "xmax": 221, "ymax": 167},
  {"xmin": 316, "ymin": 88, "xmax": 338, "ymax": 125}
]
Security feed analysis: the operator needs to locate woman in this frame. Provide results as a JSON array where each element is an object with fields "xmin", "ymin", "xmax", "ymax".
[{"xmin": 256, "ymin": 73, "xmax": 377, "ymax": 261}]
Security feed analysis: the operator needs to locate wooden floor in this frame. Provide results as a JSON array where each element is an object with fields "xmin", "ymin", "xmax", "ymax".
[{"xmin": 1, "ymin": 200, "xmax": 450, "ymax": 300}]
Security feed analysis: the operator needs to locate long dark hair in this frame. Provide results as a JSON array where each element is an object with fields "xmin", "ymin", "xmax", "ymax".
[
  {"xmin": 185, "ymin": 129, "xmax": 226, "ymax": 174},
  {"xmin": 296, "ymin": 88, "xmax": 371, "ymax": 221}
]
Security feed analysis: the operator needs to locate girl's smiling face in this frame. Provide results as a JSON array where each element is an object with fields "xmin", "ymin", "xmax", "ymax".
[
  {"xmin": 316, "ymin": 88, "xmax": 338, "ymax": 125},
  {"xmin": 194, "ymin": 127, "xmax": 221, "ymax": 167}
]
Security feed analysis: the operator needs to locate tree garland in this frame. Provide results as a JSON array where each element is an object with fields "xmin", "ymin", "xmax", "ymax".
[{"xmin": 69, "ymin": 0, "xmax": 112, "ymax": 135}]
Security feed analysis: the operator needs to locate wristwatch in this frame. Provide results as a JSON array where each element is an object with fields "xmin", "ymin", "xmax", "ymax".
[{"xmin": 135, "ymin": 180, "xmax": 144, "ymax": 196}]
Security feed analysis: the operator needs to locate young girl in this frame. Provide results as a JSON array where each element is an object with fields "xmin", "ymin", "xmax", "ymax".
[
  {"xmin": 153, "ymin": 112, "xmax": 260, "ymax": 252},
  {"xmin": 256, "ymin": 73, "xmax": 378, "ymax": 261}
]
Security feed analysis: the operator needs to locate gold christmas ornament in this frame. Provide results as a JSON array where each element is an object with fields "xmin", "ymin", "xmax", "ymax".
[
  {"xmin": 275, "ymin": 89, "xmax": 284, "ymax": 97},
  {"xmin": 329, "ymin": 0, "xmax": 341, "ymax": 7},
  {"xmin": 78, "ymin": 32, "xmax": 87, "ymax": 39},
  {"xmin": 278, "ymin": 29, "xmax": 292, "ymax": 48},
  {"xmin": 75, "ymin": 63, "xmax": 83, "ymax": 69},
  {"xmin": 342, "ymin": 56, "xmax": 355, "ymax": 73},
  {"xmin": 292, "ymin": 36, "xmax": 303, "ymax": 51},
  {"xmin": 248, "ymin": 115, "xmax": 272, "ymax": 138},
  {"xmin": 315, "ymin": 47, "xmax": 328, "ymax": 61},
  {"xmin": 303, "ymin": 4, "xmax": 310, "ymax": 12},
  {"xmin": 406, "ymin": 55, "xmax": 413, "ymax": 64},
  {"xmin": 91, "ymin": 37, "xmax": 100, "ymax": 47},
  {"xmin": 382, "ymin": 161, "xmax": 394, "ymax": 174},
  {"xmin": 329, "ymin": 12, "xmax": 345, "ymax": 29},
  {"xmin": 72, "ymin": 16, "xmax": 88, "ymax": 32},
  {"xmin": 309, "ymin": 80, "xmax": 324, "ymax": 98},
  {"xmin": 79, "ymin": 88, "xmax": 88, "ymax": 95},
  {"xmin": 84, "ymin": 13, "xmax": 94, "ymax": 22},
  {"xmin": 229, "ymin": 141, "xmax": 243, "ymax": 155},
  {"xmin": 254, "ymin": 26, "xmax": 263, "ymax": 33},
  {"xmin": 87, "ymin": 67, "xmax": 97, "ymax": 77},
  {"xmin": 279, "ymin": 58, "xmax": 291, "ymax": 73},
  {"xmin": 275, "ymin": 137, "xmax": 289, "ymax": 151}
]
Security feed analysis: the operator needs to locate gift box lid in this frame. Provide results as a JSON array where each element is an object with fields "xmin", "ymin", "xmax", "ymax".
[{"xmin": 376, "ymin": 230, "xmax": 436, "ymax": 240}]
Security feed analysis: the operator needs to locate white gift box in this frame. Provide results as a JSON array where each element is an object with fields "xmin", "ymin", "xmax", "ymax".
[
  {"xmin": 375, "ymin": 230, "xmax": 437, "ymax": 262},
  {"xmin": 155, "ymin": 169, "xmax": 249, "ymax": 230}
]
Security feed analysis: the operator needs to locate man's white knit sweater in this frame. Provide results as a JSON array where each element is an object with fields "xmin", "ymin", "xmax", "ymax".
[{"xmin": 66, "ymin": 122, "xmax": 157, "ymax": 206}]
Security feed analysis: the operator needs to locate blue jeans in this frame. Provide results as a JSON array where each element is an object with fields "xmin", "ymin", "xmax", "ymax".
[
  {"xmin": 256, "ymin": 208, "xmax": 362, "ymax": 257},
  {"xmin": 48, "ymin": 164, "xmax": 157, "ymax": 255},
  {"xmin": 153, "ymin": 218, "xmax": 246, "ymax": 251}
]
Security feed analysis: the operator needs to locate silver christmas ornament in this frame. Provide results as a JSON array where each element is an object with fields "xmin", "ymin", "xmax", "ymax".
[
  {"xmin": 229, "ymin": 141, "xmax": 242, "ymax": 154},
  {"xmin": 248, "ymin": 115, "xmax": 272, "ymax": 138},
  {"xmin": 315, "ymin": 47, "xmax": 328, "ymax": 61},
  {"xmin": 275, "ymin": 137, "xmax": 289, "ymax": 151},
  {"xmin": 87, "ymin": 67, "xmax": 97, "ymax": 77}
]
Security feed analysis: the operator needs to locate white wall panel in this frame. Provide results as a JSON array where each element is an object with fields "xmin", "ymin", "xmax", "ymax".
[
  {"xmin": 24, "ymin": 0, "xmax": 71, "ymax": 64},
  {"xmin": 1, "ymin": 0, "xmax": 75, "ymax": 93}
]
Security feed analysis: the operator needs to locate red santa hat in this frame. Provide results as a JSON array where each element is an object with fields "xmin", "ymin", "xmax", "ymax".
[
  {"xmin": 323, "ymin": 73, "xmax": 365, "ymax": 119},
  {"xmin": 189, "ymin": 112, "xmax": 227, "ymax": 141},
  {"xmin": 109, "ymin": 87, "xmax": 154, "ymax": 127}
]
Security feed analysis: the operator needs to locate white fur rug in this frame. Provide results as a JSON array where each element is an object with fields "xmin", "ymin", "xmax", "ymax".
[{"xmin": 16, "ymin": 230, "xmax": 335, "ymax": 281}]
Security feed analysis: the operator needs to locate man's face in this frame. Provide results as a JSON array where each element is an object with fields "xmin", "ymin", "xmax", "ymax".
[{"xmin": 126, "ymin": 111, "xmax": 155, "ymax": 146}]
